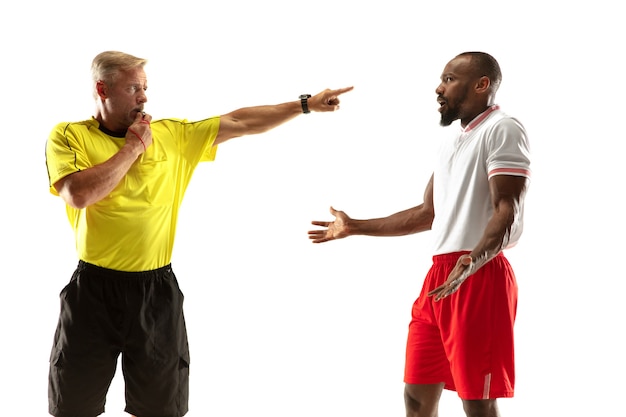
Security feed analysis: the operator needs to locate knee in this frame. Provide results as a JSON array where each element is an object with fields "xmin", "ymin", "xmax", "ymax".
[
  {"xmin": 404, "ymin": 386, "xmax": 420, "ymax": 414},
  {"xmin": 404, "ymin": 384, "xmax": 443, "ymax": 417}
]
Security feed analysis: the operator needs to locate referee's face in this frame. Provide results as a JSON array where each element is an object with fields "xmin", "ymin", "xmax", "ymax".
[{"xmin": 100, "ymin": 67, "xmax": 149, "ymax": 132}]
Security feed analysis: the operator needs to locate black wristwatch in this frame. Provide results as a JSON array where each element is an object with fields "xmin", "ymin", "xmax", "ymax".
[{"xmin": 299, "ymin": 94, "xmax": 312, "ymax": 114}]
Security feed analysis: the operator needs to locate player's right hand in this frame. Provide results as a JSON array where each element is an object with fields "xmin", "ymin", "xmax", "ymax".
[{"xmin": 308, "ymin": 206, "xmax": 351, "ymax": 243}]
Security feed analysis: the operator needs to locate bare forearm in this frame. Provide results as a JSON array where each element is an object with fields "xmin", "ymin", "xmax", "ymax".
[
  {"xmin": 57, "ymin": 144, "xmax": 141, "ymax": 209},
  {"xmin": 470, "ymin": 175, "xmax": 527, "ymax": 268},
  {"xmin": 347, "ymin": 205, "xmax": 434, "ymax": 237},
  {"xmin": 216, "ymin": 102, "xmax": 300, "ymax": 143},
  {"xmin": 469, "ymin": 202, "xmax": 516, "ymax": 267},
  {"xmin": 215, "ymin": 86, "xmax": 353, "ymax": 145}
]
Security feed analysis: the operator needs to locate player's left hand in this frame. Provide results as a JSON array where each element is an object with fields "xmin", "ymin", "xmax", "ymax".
[{"xmin": 428, "ymin": 254, "xmax": 474, "ymax": 301}]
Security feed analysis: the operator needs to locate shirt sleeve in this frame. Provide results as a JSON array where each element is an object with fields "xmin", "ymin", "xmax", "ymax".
[
  {"xmin": 45, "ymin": 122, "xmax": 92, "ymax": 196},
  {"xmin": 162, "ymin": 117, "xmax": 220, "ymax": 165},
  {"xmin": 486, "ymin": 117, "xmax": 531, "ymax": 180}
]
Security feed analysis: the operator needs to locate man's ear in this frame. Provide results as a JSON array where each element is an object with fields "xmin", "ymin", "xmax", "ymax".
[
  {"xmin": 96, "ymin": 81, "xmax": 107, "ymax": 99},
  {"xmin": 475, "ymin": 76, "xmax": 491, "ymax": 94}
]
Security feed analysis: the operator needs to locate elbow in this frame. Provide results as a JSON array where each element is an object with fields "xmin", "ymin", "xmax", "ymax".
[
  {"xmin": 409, "ymin": 207, "xmax": 434, "ymax": 234},
  {"xmin": 425, "ymin": 208, "xmax": 435, "ymax": 231},
  {"xmin": 55, "ymin": 174, "xmax": 93, "ymax": 209},
  {"xmin": 61, "ymin": 191, "xmax": 90, "ymax": 209},
  {"xmin": 70, "ymin": 199, "xmax": 89, "ymax": 210},
  {"xmin": 57, "ymin": 183, "xmax": 90, "ymax": 209}
]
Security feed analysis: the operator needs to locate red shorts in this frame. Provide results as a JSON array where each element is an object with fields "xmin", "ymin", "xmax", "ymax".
[{"xmin": 404, "ymin": 251, "xmax": 517, "ymax": 399}]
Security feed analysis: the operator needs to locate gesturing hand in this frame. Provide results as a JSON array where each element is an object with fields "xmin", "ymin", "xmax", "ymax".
[
  {"xmin": 428, "ymin": 254, "xmax": 475, "ymax": 301},
  {"xmin": 308, "ymin": 206, "xmax": 351, "ymax": 243},
  {"xmin": 308, "ymin": 87, "xmax": 354, "ymax": 112}
]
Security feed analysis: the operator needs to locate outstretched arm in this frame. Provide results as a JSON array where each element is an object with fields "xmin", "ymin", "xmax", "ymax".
[
  {"xmin": 428, "ymin": 174, "xmax": 529, "ymax": 301},
  {"xmin": 215, "ymin": 86, "xmax": 354, "ymax": 145},
  {"xmin": 308, "ymin": 175, "xmax": 435, "ymax": 243}
]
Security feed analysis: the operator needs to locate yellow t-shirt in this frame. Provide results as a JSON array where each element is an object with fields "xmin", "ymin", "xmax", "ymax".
[{"xmin": 46, "ymin": 117, "xmax": 219, "ymax": 271}]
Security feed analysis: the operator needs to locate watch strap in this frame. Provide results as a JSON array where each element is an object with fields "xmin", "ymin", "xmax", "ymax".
[{"xmin": 299, "ymin": 94, "xmax": 311, "ymax": 114}]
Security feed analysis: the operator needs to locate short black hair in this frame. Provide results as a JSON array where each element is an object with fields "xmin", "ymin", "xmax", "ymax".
[{"xmin": 457, "ymin": 51, "xmax": 502, "ymax": 92}]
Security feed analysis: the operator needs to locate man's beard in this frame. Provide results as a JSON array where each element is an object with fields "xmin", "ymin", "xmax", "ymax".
[
  {"xmin": 439, "ymin": 90, "xmax": 467, "ymax": 127},
  {"xmin": 439, "ymin": 106, "xmax": 460, "ymax": 127}
]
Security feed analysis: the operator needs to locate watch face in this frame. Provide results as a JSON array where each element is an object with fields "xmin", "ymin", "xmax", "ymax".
[{"xmin": 299, "ymin": 94, "xmax": 311, "ymax": 99}]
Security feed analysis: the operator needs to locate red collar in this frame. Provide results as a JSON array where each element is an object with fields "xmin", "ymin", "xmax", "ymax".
[{"xmin": 462, "ymin": 105, "xmax": 500, "ymax": 133}]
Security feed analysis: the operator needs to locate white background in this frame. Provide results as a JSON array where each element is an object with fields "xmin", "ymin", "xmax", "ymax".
[{"xmin": 1, "ymin": 1, "xmax": 624, "ymax": 416}]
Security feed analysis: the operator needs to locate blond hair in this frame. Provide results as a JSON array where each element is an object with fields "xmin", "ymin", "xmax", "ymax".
[{"xmin": 91, "ymin": 51, "xmax": 148, "ymax": 99}]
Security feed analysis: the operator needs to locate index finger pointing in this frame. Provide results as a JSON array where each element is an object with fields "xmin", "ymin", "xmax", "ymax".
[{"xmin": 332, "ymin": 86, "xmax": 354, "ymax": 96}]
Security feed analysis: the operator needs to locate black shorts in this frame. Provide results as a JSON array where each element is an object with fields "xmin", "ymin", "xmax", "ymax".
[{"xmin": 48, "ymin": 261, "xmax": 190, "ymax": 417}]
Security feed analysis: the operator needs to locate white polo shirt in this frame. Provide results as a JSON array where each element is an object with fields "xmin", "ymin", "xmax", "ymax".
[{"xmin": 430, "ymin": 105, "xmax": 531, "ymax": 255}]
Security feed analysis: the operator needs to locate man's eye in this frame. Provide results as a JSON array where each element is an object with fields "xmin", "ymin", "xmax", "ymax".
[{"xmin": 126, "ymin": 85, "xmax": 147, "ymax": 94}]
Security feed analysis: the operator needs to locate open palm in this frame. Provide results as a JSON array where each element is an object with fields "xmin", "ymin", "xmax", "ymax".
[{"xmin": 308, "ymin": 206, "xmax": 351, "ymax": 243}]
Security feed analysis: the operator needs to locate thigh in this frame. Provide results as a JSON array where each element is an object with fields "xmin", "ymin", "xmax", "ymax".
[
  {"xmin": 48, "ymin": 270, "xmax": 120, "ymax": 417},
  {"xmin": 404, "ymin": 310, "xmax": 454, "ymax": 388},
  {"xmin": 123, "ymin": 268, "xmax": 190, "ymax": 417},
  {"xmin": 441, "ymin": 254, "xmax": 517, "ymax": 399},
  {"xmin": 405, "ymin": 260, "xmax": 456, "ymax": 389}
]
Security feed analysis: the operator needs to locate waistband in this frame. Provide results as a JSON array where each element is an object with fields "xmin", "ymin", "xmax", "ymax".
[
  {"xmin": 77, "ymin": 260, "xmax": 173, "ymax": 279},
  {"xmin": 432, "ymin": 251, "xmax": 504, "ymax": 264}
]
